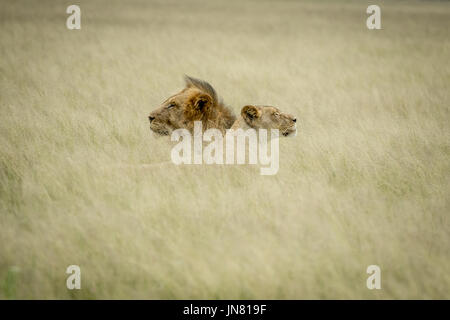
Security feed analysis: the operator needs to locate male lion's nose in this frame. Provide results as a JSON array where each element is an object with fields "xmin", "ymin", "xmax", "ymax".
[
  {"xmin": 148, "ymin": 116, "xmax": 155, "ymax": 123},
  {"xmin": 293, "ymin": 118, "xmax": 297, "ymax": 123}
]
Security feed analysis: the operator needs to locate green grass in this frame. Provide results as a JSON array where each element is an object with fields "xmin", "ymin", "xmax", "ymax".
[{"xmin": 0, "ymin": 0, "xmax": 449, "ymax": 299}]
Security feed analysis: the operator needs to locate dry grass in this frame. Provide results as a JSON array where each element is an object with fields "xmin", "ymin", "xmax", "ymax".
[{"xmin": 0, "ymin": 0, "xmax": 449, "ymax": 299}]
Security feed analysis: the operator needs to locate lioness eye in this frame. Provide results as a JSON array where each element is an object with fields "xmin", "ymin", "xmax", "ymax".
[{"xmin": 274, "ymin": 112, "xmax": 280, "ymax": 117}]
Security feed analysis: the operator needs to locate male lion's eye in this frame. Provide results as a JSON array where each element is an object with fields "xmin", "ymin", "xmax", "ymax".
[{"xmin": 167, "ymin": 103, "xmax": 176, "ymax": 109}]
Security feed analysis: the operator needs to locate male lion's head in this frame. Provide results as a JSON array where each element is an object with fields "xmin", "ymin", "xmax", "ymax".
[
  {"xmin": 148, "ymin": 76, "xmax": 234, "ymax": 136},
  {"xmin": 241, "ymin": 105, "xmax": 297, "ymax": 137}
]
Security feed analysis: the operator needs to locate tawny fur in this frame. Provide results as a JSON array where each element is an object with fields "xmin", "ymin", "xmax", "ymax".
[
  {"xmin": 231, "ymin": 105, "xmax": 298, "ymax": 137},
  {"xmin": 148, "ymin": 76, "xmax": 236, "ymax": 136}
]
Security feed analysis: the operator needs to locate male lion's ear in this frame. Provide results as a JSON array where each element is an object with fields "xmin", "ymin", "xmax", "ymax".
[
  {"xmin": 184, "ymin": 75, "xmax": 218, "ymax": 104},
  {"xmin": 241, "ymin": 105, "xmax": 261, "ymax": 124},
  {"xmin": 193, "ymin": 93, "xmax": 213, "ymax": 111},
  {"xmin": 185, "ymin": 93, "xmax": 213, "ymax": 120}
]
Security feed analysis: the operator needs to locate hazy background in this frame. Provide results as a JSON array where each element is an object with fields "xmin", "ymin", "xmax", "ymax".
[{"xmin": 0, "ymin": 0, "xmax": 449, "ymax": 299}]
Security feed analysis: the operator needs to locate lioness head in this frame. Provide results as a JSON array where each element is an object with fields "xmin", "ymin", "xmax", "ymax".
[
  {"xmin": 148, "ymin": 76, "xmax": 235, "ymax": 136},
  {"xmin": 240, "ymin": 105, "xmax": 297, "ymax": 137}
]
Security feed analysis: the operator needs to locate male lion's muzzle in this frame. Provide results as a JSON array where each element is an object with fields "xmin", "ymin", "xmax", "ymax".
[{"xmin": 148, "ymin": 115, "xmax": 171, "ymax": 136}]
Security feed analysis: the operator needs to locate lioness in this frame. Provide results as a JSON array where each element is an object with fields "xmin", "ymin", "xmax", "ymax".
[
  {"xmin": 231, "ymin": 105, "xmax": 297, "ymax": 137},
  {"xmin": 148, "ymin": 76, "xmax": 236, "ymax": 136}
]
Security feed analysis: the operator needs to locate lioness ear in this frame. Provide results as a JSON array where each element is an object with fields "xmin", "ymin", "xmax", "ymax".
[{"xmin": 241, "ymin": 105, "xmax": 261, "ymax": 124}]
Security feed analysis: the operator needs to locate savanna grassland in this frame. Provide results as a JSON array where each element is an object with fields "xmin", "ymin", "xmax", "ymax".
[{"xmin": 0, "ymin": 0, "xmax": 449, "ymax": 299}]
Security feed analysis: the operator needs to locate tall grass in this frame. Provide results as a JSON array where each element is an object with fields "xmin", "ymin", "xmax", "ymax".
[{"xmin": 0, "ymin": 0, "xmax": 449, "ymax": 299}]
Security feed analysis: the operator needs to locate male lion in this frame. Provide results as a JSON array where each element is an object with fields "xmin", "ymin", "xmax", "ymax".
[
  {"xmin": 148, "ymin": 76, "xmax": 236, "ymax": 136},
  {"xmin": 231, "ymin": 105, "xmax": 297, "ymax": 137}
]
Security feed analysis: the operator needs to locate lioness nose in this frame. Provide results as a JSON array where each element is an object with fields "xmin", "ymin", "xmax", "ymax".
[
  {"xmin": 148, "ymin": 116, "xmax": 155, "ymax": 123},
  {"xmin": 293, "ymin": 118, "xmax": 297, "ymax": 123}
]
